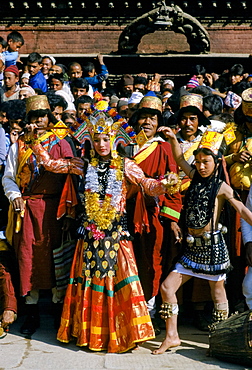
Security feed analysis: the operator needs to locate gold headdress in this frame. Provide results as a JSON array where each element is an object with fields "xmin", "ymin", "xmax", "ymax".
[
  {"xmin": 139, "ymin": 95, "xmax": 162, "ymax": 112},
  {"xmin": 242, "ymin": 88, "xmax": 252, "ymax": 117},
  {"xmin": 69, "ymin": 100, "xmax": 136, "ymax": 159},
  {"xmin": 180, "ymin": 94, "xmax": 203, "ymax": 111},
  {"xmin": 198, "ymin": 128, "xmax": 236, "ymax": 155},
  {"xmin": 26, "ymin": 95, "xmax": 50, "ymax": 113}
]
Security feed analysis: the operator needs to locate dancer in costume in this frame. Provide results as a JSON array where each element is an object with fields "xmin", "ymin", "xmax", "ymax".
[
  {"xmin": 27, "ymin": 102, "xmax": 181, "ymax": 353},
  {"xmin": 152, "ymin": 127, "xmax": 252, "ymax": 355}
]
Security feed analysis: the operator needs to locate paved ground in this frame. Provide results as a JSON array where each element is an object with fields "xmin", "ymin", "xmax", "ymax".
[{"xmin": 1, "ymin": 310, "xmax": 251, "ymax": 370}]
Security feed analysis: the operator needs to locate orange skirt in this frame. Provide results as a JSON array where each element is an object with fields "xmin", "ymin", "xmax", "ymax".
[{"xmin": 57, "ymin": 238, "xmax": 155, "ymax": 353}]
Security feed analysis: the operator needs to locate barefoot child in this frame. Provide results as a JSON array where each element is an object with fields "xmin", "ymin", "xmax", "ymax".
[{"xmin": 152, "ymin": 127, "xmax": 252, "ymax": 355}]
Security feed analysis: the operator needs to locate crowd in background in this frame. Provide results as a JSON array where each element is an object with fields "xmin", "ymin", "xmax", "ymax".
[{"xmin": 1, "ymin": 30, "xmax": 252, "ymax": 355}]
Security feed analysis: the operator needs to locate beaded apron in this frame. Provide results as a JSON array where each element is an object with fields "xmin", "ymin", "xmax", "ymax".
[{"xmin": 178, "ymin": 230, "xmax": 231, "ymax": 275}]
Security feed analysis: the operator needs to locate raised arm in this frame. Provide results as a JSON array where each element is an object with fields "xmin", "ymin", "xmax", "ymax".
[{"xmin": 157, "ymin": 127, "xmax": 194, "ymax": 178}]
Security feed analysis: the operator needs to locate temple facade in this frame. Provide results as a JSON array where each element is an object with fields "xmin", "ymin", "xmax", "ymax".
[{"xmin": 0, "ymin": 0, "xmax": 251, "ymax": 55}]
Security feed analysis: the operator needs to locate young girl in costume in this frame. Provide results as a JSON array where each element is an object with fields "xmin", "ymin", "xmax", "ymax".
[
  {"xmin": 152, "ymin": 126, "xmax": 252, "ymax": 355},
  {"xmin": 28, "ymin": 104, "xmax": 180, "ymax": 353}
]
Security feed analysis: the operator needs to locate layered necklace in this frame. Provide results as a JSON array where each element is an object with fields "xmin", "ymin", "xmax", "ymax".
[{"xmin": 84, "ymin": 158, "xmax": 123, "ymax": 238}]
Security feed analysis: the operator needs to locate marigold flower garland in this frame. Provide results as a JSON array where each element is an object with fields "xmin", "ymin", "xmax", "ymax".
[{"xmin": 84, "ymin": 160, "xmax": 123, "ymax": 238}]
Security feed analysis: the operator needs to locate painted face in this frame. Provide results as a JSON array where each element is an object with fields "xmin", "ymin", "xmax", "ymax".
[
  {"xmin": 4, "ymin": 71, "xmax": 19, "ymax": 88},
  {"xmin": 93, "ymin": 134, "xmax": 111, "ymax": 159},
  {"xmin": 194, "ymin": 152, "xmax": 215, "ymax": 178},
  {"xmin": 68, "ymin": 65, "xmax": 82, "ymax": 80},
  {"xmin": 49, "ymin": 78, "xmax": 63, "ymax": 91},
  {"xmin": 136, "ymin": 112, "xmax": 158, "ymax": 139},
  {"xmin": 179, "ymin": 111, "xmax": 199, "ymax": 141},
  {"xmin": 27, "ymin": 62, "xmax": 41, "ymax": 76},
  {"xmin": 42, "ymin": 58, "xmax": 53, "ymax": 75}
]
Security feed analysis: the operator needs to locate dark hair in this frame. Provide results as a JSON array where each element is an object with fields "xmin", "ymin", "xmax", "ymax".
[
  {"xmin": 82, "ymin": 62, "xmax": 95, "ymax": 76},
  {"xmin": 46, "ymin": 91, "xmax": 68, "ymax": 111},
  {"xmin": 134, "ymin": 76, "xmax": 147, "ymax": 86},
  {"xmin": 48, "ymin": 73, "xmax": 65, "ymax": 86},
  {"xmin": 189, "ymin": 86, "xmax": 212, "ymax": 97},
  {"xmin": 4, "ymin": 99, "xmax": 26, "ymax": 122},
  {"xmin": 75, "ymin": 95, "xmax": 93, "ymax": 109},
  {"xmin": 27, "ymin": 52, "xmax": 42, "ymax": 64},
  {"xmin": 163, "ymin": 110, "xmax": 174, "ymax": 127},
  {"xmin": 71, "ymin": 78, "xmax": 89, "ymax": 91},
  {"xmin": 102, "ymin": 88, "xmax": 116, "ymax": 97},
  {"xmin": 24, "ymin": 109, "xmax": 58, "ymax": 126},
  {"xmin": 230, "ymin": 64, "xmax": 244, "ymax": 76},
  {"xmin": 0, "ymin": 36, "xmax": 7, "ymax": 48},
  {"xmin": 56, "ymin": 63, "xmax": 67, "ymax": 75},
  {"xmin": 34, "ymin": 88, "xmax": 44, "ymax": 95},
  {"xmin": 203, "ymin": 95, "xmax": 223, "ymax": 115},
  {"xmin": 211, "ymin": 113, "xmax": 234, "ymax": 124},
  {"xmin": 232, "ymin": 81, "xmax": 249, "ymax": 95},
  {"xmin": 62, "ymin": 112, "xmax": 76, "ymax": 123},
  {"xmin": 191, "ymin": 64, "xmax": 206, "ymax": 76},
  {"xmin": 7, "ymin": 31, "xmax": 24, "ymax": 45}
]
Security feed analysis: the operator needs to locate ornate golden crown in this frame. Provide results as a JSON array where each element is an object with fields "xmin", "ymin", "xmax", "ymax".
[
  {"xmin": 180, "ymin": 94, "xmax": 203, "ymax": 112},
  {"xmin": 26, "ymin": 95, "xmax": 50, "ymax": 113}
]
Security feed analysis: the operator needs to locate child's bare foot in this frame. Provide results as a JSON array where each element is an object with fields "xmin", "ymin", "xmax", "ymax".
[{"xmin": 152, "ymin": 336, "xmax": 181, "ymax": 355}]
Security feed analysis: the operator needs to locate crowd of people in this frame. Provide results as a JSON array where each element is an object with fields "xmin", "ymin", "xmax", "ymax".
[{"xmin": 1, "ymin": 30, "xmax": 252, "ymax": 356}]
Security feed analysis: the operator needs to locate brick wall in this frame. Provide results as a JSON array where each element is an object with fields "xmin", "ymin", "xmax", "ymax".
[{"xmin": 0, "ymin": 24, "xmax": 252, "ymax": 55}]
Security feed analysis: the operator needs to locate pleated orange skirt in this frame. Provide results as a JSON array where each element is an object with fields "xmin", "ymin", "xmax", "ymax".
[{"xmin": 57, "ymin": 238, "xmax": 155, "ymax": 353}]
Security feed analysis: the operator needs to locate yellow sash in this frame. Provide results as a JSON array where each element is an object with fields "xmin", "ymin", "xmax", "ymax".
[
  {"xmin": 6, "ymin": 131, "xmax": 53, "ymax": 244},
  {"xmin": 134, "ymin": 142, "xmax": 158, "ymax": 165}
]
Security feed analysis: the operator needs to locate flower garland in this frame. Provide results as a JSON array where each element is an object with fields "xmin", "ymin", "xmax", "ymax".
[{"xmin": 84, "ymin": 161, "xmax": 123, "ymax": 238}]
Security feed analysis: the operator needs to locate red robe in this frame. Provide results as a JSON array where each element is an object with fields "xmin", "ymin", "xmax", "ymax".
[
  {"xmin": 127, "ymin": 141, "xmax": 182, "ymax": 301},
  {"xmin": 13, "ymin": 137, "xmax": 73, "ymax": 296}
]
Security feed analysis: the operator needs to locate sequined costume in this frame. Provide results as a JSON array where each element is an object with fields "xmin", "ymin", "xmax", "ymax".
[{"xmin": 55, "ymin": 157, "xmax": 175, "ymax": 352}]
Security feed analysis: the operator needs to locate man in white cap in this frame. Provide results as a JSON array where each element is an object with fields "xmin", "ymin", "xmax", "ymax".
[{"xmin": 127, "ymin": 91, "xmax": 144, "ymax": 118}]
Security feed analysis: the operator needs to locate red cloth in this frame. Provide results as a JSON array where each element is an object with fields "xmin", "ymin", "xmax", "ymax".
[
  {"xmin": 0, "ymin": 263, "xmax": 17, "ymax": 313},
  {"xmin": 57, "ymin": 174, "xmax": 78, "ymax": 220},
  {"xmin": 127, "ymin": 141, "xmax": 182, "ymax": 300},
  {"xmin": 14, "ymin": 138, "xmax": 74, "ymax": 296}
]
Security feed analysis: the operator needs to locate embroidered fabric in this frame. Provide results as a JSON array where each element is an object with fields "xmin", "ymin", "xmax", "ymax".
[{"xmin": 185, "ymin": 176, "xmax": 222, "ymax": 229}]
